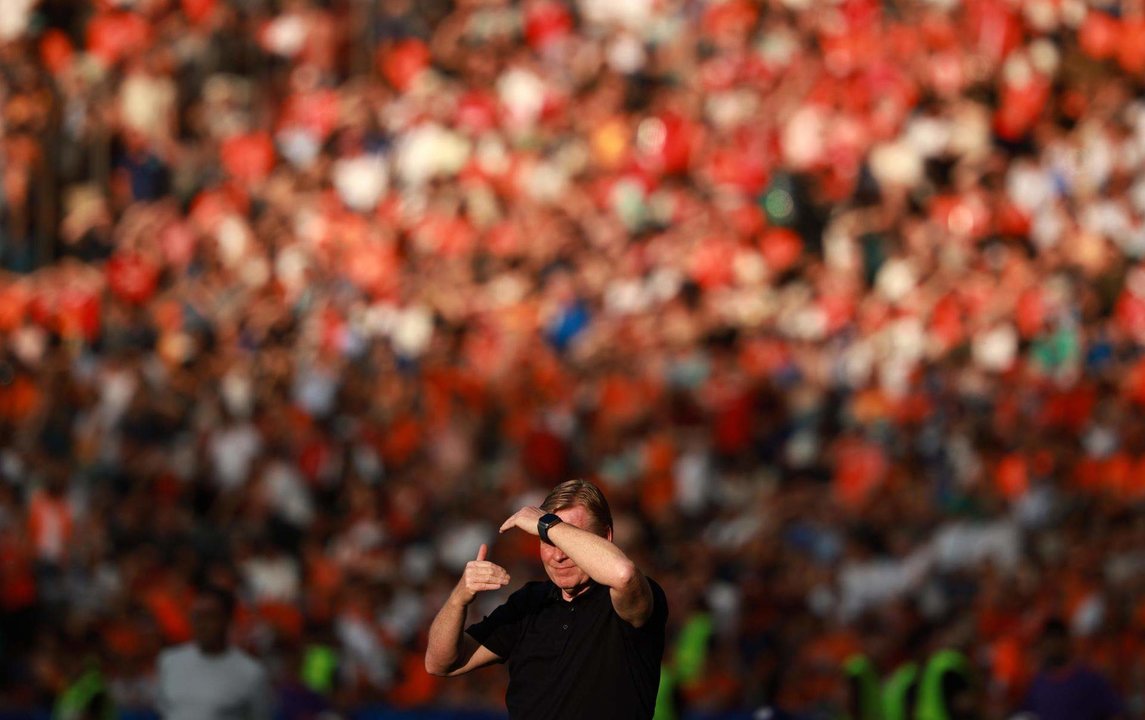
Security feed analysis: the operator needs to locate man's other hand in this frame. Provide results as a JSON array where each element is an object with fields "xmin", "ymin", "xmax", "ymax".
[
  {"xmin": 456, "ymin": 543, "xmax": 510, "ymax": 605},
  {"xmin": 499, "ymin": 506, "xmax": 545, "ymax": 536}
]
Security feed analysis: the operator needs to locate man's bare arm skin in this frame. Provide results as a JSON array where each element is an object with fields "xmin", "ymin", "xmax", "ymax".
[
  {"xmin": 425, "ymin": 543, "xmax": 509, "ymax": 676},
  {"xmin": 500, "ymin": 508, "xmax": 654, "ymax": 627}
]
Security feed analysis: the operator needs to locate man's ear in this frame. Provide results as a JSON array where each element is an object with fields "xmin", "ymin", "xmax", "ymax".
[{"xmin": 606, "ymin": 526, "xmax": 613, "ymax": 542}]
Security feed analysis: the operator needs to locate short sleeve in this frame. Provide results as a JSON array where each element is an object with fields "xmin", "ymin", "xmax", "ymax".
[
  {"xmin": 620, "ymin": 577, "xmax": 669, "ymax": 677},
  {"xmin": 629, "ymin": 577, "xmax": 668, "ymax": 635},
  {"xmin": 648, "ymin": 578, "xmax": 668, "ymax": 628},
  {"xmin": 465, "ymin": 583, "xmax": 538, "ymax": 660}
]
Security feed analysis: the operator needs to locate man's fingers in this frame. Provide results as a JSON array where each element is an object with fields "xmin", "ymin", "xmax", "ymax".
[
  {"xmin": 469, "ymin": 580, "xmax": 509, "ymax": 591},
  {"xmin": 466, "ymin": 560, "xmax": 510, "ymax": 584},
  {"xmin": 458, "ymin": 552, "xmax": 510, "ymax": 602},
  {"xmin": 467, "ymin": 560, "xmax": 508, "ymax": 573},
  {"xmin": 479, "ymin": 563, "xmax": 510, "ymax": 583},
  {"xmin": 467, "ymin": 568, "xmax": 510, "ymax": 592}
]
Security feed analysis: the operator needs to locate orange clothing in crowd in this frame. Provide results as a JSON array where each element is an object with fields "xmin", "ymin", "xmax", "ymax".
[
  {"xmin": 0, "ymin": 527, "xmax": 36, "ymax": 610},
  {"xmin": 27, "ymin": 490, "xmax": 74, "ymax": 564}
]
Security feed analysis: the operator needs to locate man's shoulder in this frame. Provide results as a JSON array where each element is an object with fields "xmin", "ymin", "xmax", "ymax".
[
  {"xmin": 158, "ymin": 643, "xmax": 197, "ymax": 665},
  {"xmin": 157, "ymin": 644, "xmax": 264, "ymax": 675},
  {"xmin": 224, "ymin": 647, "xmax": 267, "ymax": 677}
]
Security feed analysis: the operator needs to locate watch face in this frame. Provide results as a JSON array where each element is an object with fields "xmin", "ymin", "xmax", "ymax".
[{"xmin": 539, "ymin": 513, "xmax": 562, "ymax": 544}]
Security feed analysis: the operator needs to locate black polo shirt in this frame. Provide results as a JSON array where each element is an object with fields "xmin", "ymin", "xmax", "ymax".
[{"xmin": 466, "ymin": 577, "xmax": 668, "ymax": 720}]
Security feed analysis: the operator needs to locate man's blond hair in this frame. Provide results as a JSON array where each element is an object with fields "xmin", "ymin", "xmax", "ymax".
[{"xmin": 540, "ymin": 479, "xmax": 613, "ymax": 534}]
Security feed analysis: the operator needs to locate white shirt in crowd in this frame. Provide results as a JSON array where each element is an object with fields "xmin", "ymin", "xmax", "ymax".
[{"xmin": 156, "ymin": 644, "xmax": 272, "ymax": 720}]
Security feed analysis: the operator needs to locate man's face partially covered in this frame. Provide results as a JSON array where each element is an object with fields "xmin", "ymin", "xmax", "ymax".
[
  {"xmin": 539, "ymin": 504, "xmax": 611, "ymax": 599},
  {"xmin": 191, "ymin": 593, "xmax": 229, "ymax": 654}
]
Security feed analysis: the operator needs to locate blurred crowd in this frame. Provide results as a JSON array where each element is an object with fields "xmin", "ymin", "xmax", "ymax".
[{"xmin": 3, "ymin": 0, "xmax": 1145, "ymax": 717}]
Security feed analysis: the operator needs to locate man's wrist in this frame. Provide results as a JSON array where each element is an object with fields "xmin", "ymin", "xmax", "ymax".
[
  {"xmin": 537, "ymin": 512, "xmax": 564, "ymax": 545},
  {"xmin": 449, "ymin": 587, "xmax": 473, "ymax": 608}
]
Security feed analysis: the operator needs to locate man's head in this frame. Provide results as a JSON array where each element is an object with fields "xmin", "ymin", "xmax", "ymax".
[
  {"xmin": 191, "ymin": 583, "xmax": 236, "ymax": 655},
  {"xmin": 540, "ymin": 479, "xmax": 613, "ymax": 533},
  {"xmin": 538, "ymin": 479, "xmax": 613, "ymax": 596},
  {"xmin": 1038, "ymin": 617, "xmax": 1071, "ymax": 670}
]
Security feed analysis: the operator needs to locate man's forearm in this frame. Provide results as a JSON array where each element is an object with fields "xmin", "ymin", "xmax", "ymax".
[
  {"xmin": 546, "ymin": 522, "xmax": 639, "ymax": 589},
  {"xmin": 425, "ymin": 592, "xmax": 469, "ymax": 675}
]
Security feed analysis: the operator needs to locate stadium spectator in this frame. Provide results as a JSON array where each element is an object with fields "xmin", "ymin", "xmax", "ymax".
[
  {"xmin": 2, "ymin": 0, "xmax": 1145, "ymax": 718},
  {"xmin": 1015, "ymin": 617, "xmax": 1126, "ymax": 720},
  {"xmin": 155, "ymin": 584, "xmax": 272, "ymax": 720}
]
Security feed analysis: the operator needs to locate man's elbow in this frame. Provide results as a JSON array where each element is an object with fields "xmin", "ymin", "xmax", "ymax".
[
  {"xmin": 424, "ymin": 655, "xmax": 452, "ymax": 677},
  {"xmin": 610, "ymin": 566, "xmax": 654, "ymax": 627},
  {"xmin": 613, "ymin": 560, "xmax": 639, "ymax": 590}
]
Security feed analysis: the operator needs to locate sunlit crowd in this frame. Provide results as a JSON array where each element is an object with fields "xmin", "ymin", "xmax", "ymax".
[{"xmin": 2, "ymin": 0, "xmax": 1145, "ymax": 717}]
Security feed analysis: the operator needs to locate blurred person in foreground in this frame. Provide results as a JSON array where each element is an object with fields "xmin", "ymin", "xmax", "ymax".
[
  {"xmin": 156, "ymin": 584, "xmax": 272, "ymax": 720},
  {"xmin": 1012, "ymin": 618, "xmax": 1125, "ymax": 720},
  {"xmin": 425, "ymin": 479, "xmax": 668, "ymax": 719}
]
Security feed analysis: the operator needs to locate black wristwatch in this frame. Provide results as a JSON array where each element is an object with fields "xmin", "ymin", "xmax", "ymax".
[{"xmin": 537, "ymin": 513, "xmax": 563, "ymax": 545}]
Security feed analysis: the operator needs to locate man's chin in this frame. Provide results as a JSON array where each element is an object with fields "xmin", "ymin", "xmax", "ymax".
[{"xmin": 548, "ymin": 570, "xmax": 582, "ymax": 588}]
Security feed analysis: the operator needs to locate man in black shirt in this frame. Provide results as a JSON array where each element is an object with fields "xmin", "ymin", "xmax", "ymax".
[{"xmin": 425, "ymin": 479, "xmax": 668, "ymax": 719}]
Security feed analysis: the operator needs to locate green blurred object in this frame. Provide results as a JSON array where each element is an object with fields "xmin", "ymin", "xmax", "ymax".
[
  {"xmin": 53, "ymin": 666, "xmax": 114, "ymax": 720},
  {"xmin": 763, "ymin": 187, "xmax": 795, "ymax": 224},
  {"xmin": 843, "ymin": 653, "xmax": 885, "ymax": 720},
  {"xmin": 916, "ymin": 649, "xmax": 971, "ymax": 720},
  {"xmin": 883, "ymin": 662, "xmax": 919, "ymax": 720},
  {"xmin": 759, "ymin": 173, "xmax": 797, "ymax": 227},
  {"xmin": 612, "ymin": 179, "xmax": 649, "ymax": 231},
  {"xmin": 654, "ymin": 612, "xmax": 713, "ymax": 720},
  {"xmin": 673, "ymin": 612, "xmax": 713, "ymax": 684},
  {"xmin": 1032, "ymin": 325, "xmax": 1079, "ymax": 373},
  {"xmin": 653, "ymin": 664, "xmax": 677, "ymax": 720},
  {"xmin": 302, "ymin": 643, "xmax": 339, "ymax": 694}
]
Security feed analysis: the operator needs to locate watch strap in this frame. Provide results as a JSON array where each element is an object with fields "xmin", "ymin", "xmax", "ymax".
[{"xmin": 537, "ymin": 512, "xmax": 563, "ymax": 545}]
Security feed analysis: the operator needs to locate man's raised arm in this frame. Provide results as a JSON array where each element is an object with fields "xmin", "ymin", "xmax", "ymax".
[
  {"xmin": 500, "ymin": 507, "xmax": 655, "ymax": 627},
  {"xmin": 425, "ymin": 543, "xmax": 509, "ymax": 676}
]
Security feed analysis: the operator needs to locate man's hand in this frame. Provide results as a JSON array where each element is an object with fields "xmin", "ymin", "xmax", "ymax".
[
  {"xmin": 499, "ymin": 506, "xmax": 545, "ymax": 536},
  {"xmin": 455, "ymin": 544, "xmax": 510, "ymax": 605},
  {"xmin": 427, "ymin": 543, "xmax": 508, "ymax": 677}
]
